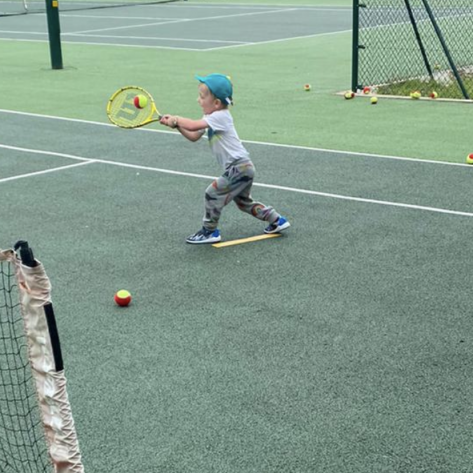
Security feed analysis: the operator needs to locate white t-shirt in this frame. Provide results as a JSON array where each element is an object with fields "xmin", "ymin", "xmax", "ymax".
[{"xmin": 203, "ymin": 109, "xmax": 251, "ymax": 170}]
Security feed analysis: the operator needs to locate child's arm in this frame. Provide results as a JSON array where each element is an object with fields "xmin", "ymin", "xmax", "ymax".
[{"xmin": 160, "ymin": 115, "xmax": 208, "ymax": 142}]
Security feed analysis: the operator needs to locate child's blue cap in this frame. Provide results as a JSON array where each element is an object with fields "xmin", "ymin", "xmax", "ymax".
[{"xmin": 195, "ymin": 73, "xmax": 233, "ymax": 105}]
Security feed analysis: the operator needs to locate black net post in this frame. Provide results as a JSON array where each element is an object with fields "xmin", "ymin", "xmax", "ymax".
[
  {"xmin": 45, "ymin": 0, "xmax": 63, "ymax": 70},
  {"xmin": 351, "ymin": 0, "xmax": 362, "ymax": 92}
]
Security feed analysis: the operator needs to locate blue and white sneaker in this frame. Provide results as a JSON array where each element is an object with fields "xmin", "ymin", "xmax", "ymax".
[
  {"xmin": 264, "ymin": 216, "xmax": 290, "ymax": 234},
  {"xmin": 186, "ymin": 228, "xmax": 221, "ymax": 244}
]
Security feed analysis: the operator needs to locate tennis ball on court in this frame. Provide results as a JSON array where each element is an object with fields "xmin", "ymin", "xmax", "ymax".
[
  {"xmin": 115, "ymin": 290, "xmax": 132, "ymax": 307},
  {"xmin": 344, "ymin": 91, "xmax": 355, "ymax": 100},
  {"xmin": 363, "ymin": 86, "xmax": 371, "ymax": 95},
  {"xmin": 133, "ymin": 95, "xmax": 148, "ymax": 109},
  {"xmin": 410, "ymin": 91, "xmax": 421, "ymax": 99},
  {"xmin": 466, "ymin": 153, "xmax": 473, "ymax": 164},
  {"xmin": 430, "ymin": 91, "xmax": 438, "ymax": 99},
  {"xmin": 370, "ymin": 96, "xmax": 378, "ymax": 105},
  {"xmin": 304, "ymin": 84, "xmax": 311, "ymax": 92}
]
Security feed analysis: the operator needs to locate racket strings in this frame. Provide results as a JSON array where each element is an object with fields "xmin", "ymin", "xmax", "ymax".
[{"xmin": 107, "ymin": 87, "xmax": 156, "ymax": 128}]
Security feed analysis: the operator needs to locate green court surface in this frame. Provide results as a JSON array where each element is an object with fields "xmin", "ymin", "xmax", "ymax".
[{"xmin": 1, "ymin": 2, "xmax": 473, "ymax": 472}]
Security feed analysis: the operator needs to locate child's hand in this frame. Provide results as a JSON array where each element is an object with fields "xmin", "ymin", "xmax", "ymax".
[
  {"xmin": 159, "ymin": 114, "xmax": 171, "ymax": 126},
  {"xmin": 160, "ymin": 115, "xmax": 178, "ymax": 128}
]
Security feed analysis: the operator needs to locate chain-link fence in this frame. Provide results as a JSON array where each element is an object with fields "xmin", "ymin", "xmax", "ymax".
[{"xmin": 352, "ymin": 0, "xmax": 473, "ymax": 99}]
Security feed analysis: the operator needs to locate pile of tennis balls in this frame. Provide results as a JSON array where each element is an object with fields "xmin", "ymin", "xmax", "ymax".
[
  {"xmin": 410, "ymin": 90, "xmax": 439, "ymax": 100},
  {"xmin": 344, "ymin": 88, "xmax": 378, "ymax": 104}
]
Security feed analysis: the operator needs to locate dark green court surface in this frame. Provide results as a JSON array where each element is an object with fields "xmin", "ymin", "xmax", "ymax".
[{"xmin": 1, "ymin": 1, "xmax": 473, "ymax": 470}]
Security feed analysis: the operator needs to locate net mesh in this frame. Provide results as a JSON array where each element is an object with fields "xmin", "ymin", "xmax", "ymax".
[
  {"xmin": 356, "ymin": 0, "xmax": 473, "ymax": 99},
  {"xmin": 0, "ymin": 260, "xmax": 53, "ymax": 473},
  {"xmin": 1, "ymin": 0, "xmax": 183, "ymax": 16}
]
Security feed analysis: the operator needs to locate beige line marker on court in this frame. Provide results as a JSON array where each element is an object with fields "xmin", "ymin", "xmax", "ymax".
[{"xmin": 212, "ymin": 233, "xmax": 282, "ymax": 248}]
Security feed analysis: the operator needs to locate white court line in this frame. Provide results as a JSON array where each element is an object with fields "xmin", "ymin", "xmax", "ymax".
[
  {"xmin": 156, "ymin": 3, "xmax": 350, "ymax": 9},
  {"xmin": 0, "ymin": 31, "xmax": 47, "ymax": 35},
  {"xmin": 0, "ymin": 108, "xmax": 470, "ymax": 169},
  {"xmin": 0, "ymin": 161, "xmax": 94, "ymax": 183},
  {"xmin": 0, "ymin": 37, "xmax": 203, "ymax": 50},
  {"xmin": 1, "ymin": 144, "xmax": 472, "ymax": 218},
  {"xmin": 0, "ymin": 38, "xmax": 50, "ymax": 44},
  {"xmin": 71, "ymin": 18, "xmax": 195, "ymax": 35},
  {"xmin": 0, "ymin": 29, "xmax": 349, "ymax": 51},
  {"xmin": 0, "ymin": 7, "xmax": 346, "ymax": 50},
  {"xmin": 71, "ymin": 8, "xmax": 295, "ymax": 35},
  {"xmin": 205, "ymin": 29, "xmax": 351, "ymax": 51},
  {"xmin": 61, "ymin": 14, "xmax": 185, "ymax": 20},
  {"xmin": 60, "ymin": 7, "xmax": 351, "ymax": 19},
  {"xmin": 64, "ymin": 33, "xmax": 248, "ymax": 44}
]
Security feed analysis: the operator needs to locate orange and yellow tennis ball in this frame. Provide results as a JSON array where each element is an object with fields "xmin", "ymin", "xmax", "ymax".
[
  {"xmin": 114, "ymin": 290, "xmax": 132, "ymax": 307},
  {"xmin": 363, "ymin": 86, "xmax": 371, "ymax": 94},
  {"xmin": 430, "ymin": 91, "xmax": 438, "ymax": 99},
  {"xmin": 410, "ymin": 91, "xmax": 421, "ymax": 99},
  {"xmin": 304, "ymin": 84, "xmax": 311, "ymax": 92},
  {"xmin": 133, "ymin": 95, "xmax": 148, "ymax": 109},
  {"xmin": 344, "ymin": 91, "xmax": 355, "ymax": 100},
  {"xmin": 466, "ymin": 153, "xmax": 473, "ymax": 165}
]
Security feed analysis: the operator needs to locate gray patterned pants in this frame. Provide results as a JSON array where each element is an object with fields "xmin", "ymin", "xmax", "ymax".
[{"xmin": 203, "ymin": 160, "xmax": 279, "ymax": 231}]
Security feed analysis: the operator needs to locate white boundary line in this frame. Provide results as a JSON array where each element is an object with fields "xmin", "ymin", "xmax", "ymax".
[
  {"xmin": 70, "ymin": 18, "xmax": 194, "ymax": 35},
  {"xmin": 0, "ymin": 5, "xmax": 349, "ymax": 50},
  {"xmin": 204, "ymin": 29, "xmax": 351, "ymax": 51},
  {"xmin": 0, "ymin": 30, "xmax": 347, "ymax": 51},
  {"xmin": 1, "ymin": 144, "xmax": 472, "ymax": 218},
  {"xmin": 61, "ymin": 14, "xmax": 184, "ymax": 20},
  {"xmin": 0, "ymin": 31, "xmax": 47, "ymax": 35},
  {"xmin": 0, "ymin": 30, "xmax": 249, "ymax": 45},
  {"xmin": 0, "ymin": 161, "xmax": 95, "ymax": 183},
  {"xmin": 0, "ymin": 37, "xmax": 203, "ymax": 50},
  {"xmin": 70, "ymin": 8, "xmax": 293, "ymax": 35},
  {"xmin": 0, "ymin": 109, "xmax": 470, "ymax": 169},
  {"xmin": 159, "ymin": 3, "xmax": 351, "ymax": 9},
  {"xmin": 61, "ymin": 7, "xmax": 351, "ymax": 17},
  {"xmin": 65, "ymin": 33, "xmax": 249, "ymax": 44}
]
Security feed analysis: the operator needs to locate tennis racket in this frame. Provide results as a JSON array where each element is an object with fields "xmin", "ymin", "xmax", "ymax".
[{"xmin": 107, "ymin": 86, "xmax": 162, "ymax": 129}]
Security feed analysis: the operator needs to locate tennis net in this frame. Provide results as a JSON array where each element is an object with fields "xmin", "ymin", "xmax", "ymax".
[
  {"xmin": 0, "ymin": 242, "xmax": 84, "ymax": 473},
  {"xmin": 1, "ymin": 0, "xmax": 184, "ymax": 16}
]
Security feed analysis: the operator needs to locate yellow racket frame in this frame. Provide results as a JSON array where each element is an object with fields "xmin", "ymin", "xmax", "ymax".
[{"xmin": 107, "ymin": 86, "xmax": 162, "ymax": 129}]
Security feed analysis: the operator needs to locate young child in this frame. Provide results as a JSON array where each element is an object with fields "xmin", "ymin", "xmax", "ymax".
[{"xmin": 160, "ymin": 73, "xmax": 290, "ymax": 244}]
